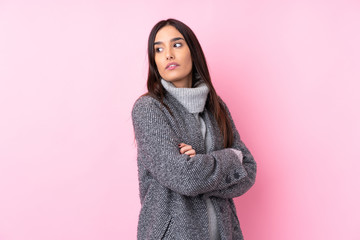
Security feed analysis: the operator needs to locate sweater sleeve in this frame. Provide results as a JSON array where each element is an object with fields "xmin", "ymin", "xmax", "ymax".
[
  {"xmin": 132, "ymin": 96, "xmax": 248, "ymax": 197},
  {"xmin": 203, "ymin": 98, "xmax": 257, "ymax": 199}
]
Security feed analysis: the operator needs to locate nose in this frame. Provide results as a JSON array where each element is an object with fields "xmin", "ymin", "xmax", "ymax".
[{"xmin": 165, "ymin": 48, "xmax": 174, "ymax": 60}]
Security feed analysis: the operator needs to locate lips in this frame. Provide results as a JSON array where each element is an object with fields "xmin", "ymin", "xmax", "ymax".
[{"xmin": 166, "ymin": 62, "xmax": 179, "ymax": 70}]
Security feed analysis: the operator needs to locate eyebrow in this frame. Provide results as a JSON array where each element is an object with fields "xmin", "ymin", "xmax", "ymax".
[{"xmin": 154, "ymin": 37, "xmax": 185, "ymax": 45}]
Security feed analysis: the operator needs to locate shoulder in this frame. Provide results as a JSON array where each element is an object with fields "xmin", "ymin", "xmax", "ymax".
[
  {"xmin": 133, "ymin": 94, "xmax": 156, "ymax": 107},
  {"xmin": 133, "ymin": 94, "xmax": 160, "ymax": 109},
  {"xmin": 132, "ymin": 94, "xmax": 166, "ymax": 119}
]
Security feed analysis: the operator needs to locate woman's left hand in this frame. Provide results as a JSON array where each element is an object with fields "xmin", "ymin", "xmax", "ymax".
[{"xmin": 178, "ymin": 143, "xmax": 196, "ymax": 158}]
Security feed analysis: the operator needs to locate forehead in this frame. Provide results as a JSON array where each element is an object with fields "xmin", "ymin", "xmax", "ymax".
[{"xmin": 154, "ymin": 25, "xmax": 184, "ymax": 42}]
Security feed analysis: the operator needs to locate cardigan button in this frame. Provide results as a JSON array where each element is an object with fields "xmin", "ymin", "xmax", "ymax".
[
  {"xmin": 234, "ymin": 172, "xmax": 240, "ymax": 179},
  {"xmin": 225, "ymin": 175, "xmax": 231, "ymax": 184}
]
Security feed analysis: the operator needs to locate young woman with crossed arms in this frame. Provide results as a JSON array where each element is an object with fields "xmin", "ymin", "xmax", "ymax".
[{"xmin": 132, "ymin": 18, "xmax": 257, "ymax": 240}]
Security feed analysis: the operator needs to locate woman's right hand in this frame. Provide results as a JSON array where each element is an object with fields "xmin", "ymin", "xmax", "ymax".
[{"xmin": 178, "ymin": 143, "xmax": 196, "ymax": 158}]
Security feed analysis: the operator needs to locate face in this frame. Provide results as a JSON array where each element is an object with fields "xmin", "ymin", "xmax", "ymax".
[{"xmin": 154, "ymin": 25, "xmax": 193, "ymax": 88}]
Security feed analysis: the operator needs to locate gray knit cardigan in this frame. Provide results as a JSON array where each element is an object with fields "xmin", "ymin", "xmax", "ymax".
[{"xmin": 132, "ymin": 92, "xmax": 257, "ymax": 240}]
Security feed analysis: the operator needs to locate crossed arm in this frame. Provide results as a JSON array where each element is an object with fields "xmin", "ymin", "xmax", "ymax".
[{"xmin": 132, "ymin": 97, "xmax": 256, "ymax": 198}]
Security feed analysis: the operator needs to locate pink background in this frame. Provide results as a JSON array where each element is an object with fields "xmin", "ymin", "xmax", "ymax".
[{"xmin": 1, "ymin": 0, "xmax": 359, "ymax": 239}]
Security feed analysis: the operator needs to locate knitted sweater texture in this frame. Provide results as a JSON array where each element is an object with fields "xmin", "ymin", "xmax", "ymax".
[
  {"xmin": 161, "ymin": 79, "xmax": 221, "ymax": 240},
  {"xmin": 132, "ymin": 87, "xmax": 257, "ymax": 240}
]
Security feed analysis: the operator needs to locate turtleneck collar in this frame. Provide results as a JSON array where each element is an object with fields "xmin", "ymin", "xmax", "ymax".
[{"xmin": 161, "ymin": 78, "xmax": 210, "ymax": 113}]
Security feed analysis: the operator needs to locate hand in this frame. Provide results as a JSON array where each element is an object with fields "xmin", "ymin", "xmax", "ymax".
[{"xmin": 178, "ymin": 143, "xmax": 196, "ymax": 158}]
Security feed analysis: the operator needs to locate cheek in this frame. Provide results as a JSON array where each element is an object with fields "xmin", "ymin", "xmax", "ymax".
[
  {"xmin": 154, "ymin": 56, "xmax": 163, "ymax": 73},
  {"xmin": 184, "ymin": 52, "xmax": 192, "ymax": 71}
]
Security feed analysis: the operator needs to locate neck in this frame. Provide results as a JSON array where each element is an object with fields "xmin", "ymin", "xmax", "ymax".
[{"xmin": 171, "ymin": 75, "xmax": 192, "ymax": 88}]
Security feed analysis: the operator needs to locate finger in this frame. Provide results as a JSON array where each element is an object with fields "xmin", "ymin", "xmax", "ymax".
[
  {"xmin": 178, "ymin": 143, "xmax": 186, "ymax": 148},
  {"xmin": 184, "ymin": 149, "xmax": 196, "ymax": 156},
  {"xmin": 180, "ymin": 145, "xmax": 193, "ymax": 154}
]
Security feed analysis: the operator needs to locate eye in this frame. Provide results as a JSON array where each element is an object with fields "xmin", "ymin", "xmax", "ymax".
[
  {"xmin": 174, "ymin": 42, "xmax": 182, "ymax": 48},
  {"xmin": 155, "ymin": 47, "xmax": 163, "ymax": 53}
]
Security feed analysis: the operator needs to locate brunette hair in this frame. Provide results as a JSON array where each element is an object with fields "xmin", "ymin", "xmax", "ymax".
[{"xmin": 145, "ymin": 18, "xmax": 233, "ymax": 148}]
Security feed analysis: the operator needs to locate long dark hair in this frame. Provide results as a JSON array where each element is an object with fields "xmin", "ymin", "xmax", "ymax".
[{"xmin": 145, "ymin": 18, "xmax": 233, "ymax": 148}]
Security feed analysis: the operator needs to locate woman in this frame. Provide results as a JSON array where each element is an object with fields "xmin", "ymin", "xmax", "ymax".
[{"xmin": 132, "ymin": 18, "xmax": 257, "ymax": 240}]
